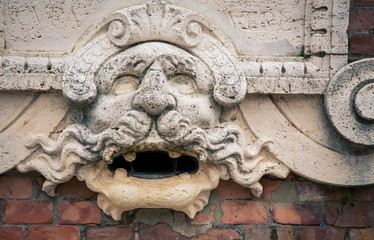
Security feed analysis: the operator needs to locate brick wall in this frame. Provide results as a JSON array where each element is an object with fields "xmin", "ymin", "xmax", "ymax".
[
  {"xmin": 1, "ymin": 1, "xmax": 374, "ymax": 239},
  {"xmin": 0, "ymin": 172, "xmax": 373, "ymax": 239},
  {"xmin": 349, "ymin": 0, "xmax": 374, "ymax": 61}
]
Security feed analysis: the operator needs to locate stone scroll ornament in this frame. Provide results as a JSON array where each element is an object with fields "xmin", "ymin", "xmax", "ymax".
[
  {"xmin": 16, "ymin": 2, "xmax": 289, "ymax": 220},
  {"xmin": 325, "ymin": 59, "xmax": 374, "ymax": 146}
]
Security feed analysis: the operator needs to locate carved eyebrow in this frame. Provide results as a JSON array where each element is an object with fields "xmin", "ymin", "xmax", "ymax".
[{"xmin": 157, "ymin": 55, "xmax": 198, "ymax": 77}]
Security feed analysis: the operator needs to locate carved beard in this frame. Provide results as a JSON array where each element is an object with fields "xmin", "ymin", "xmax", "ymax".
[{"xmin": 17, "ymin": 110, "xmax": 245, "ymax": 216}]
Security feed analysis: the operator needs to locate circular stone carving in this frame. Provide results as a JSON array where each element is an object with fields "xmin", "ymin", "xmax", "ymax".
[
  {"xmin": 108, "ymin": 17, "xmax": 130, "ymax": 47},
  {"xmin": 325, "ymin": 59, "xmax": 374, "ymax": 145},
  {"xmin": 355, "ymin": 83, "xmax": 374, "ymax": 120}
]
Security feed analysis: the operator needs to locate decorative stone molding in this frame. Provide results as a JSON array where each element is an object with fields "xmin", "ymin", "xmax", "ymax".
[
  {"xmin": 14, "ymin": 2, "xmax": 289, "ymax": 220},
  {"xmin": 325, "ymin": 59, "xmax": 374, "ymax": 145},
  {"xmin": 1, "ymin": 0, "xmax": 373, "ymax": 221}
]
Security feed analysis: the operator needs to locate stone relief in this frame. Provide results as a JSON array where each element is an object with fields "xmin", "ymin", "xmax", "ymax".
[
  {"xmin": 1, "ymin": 0, "xmax": 373, "ymax": 220},
  {"xmin": 15, "ymin": 2, "xmax": 289, "ymax": 220}
]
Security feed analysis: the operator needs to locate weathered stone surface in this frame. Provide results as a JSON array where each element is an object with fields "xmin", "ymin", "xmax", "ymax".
[
  {"xmin": 325, "ymin": 59, "xmax": 374, "ymax": 145},
  {"xmin": 13, "ymin": 2, "xmax": 289, "ymax": 221},
  {"xmin": 1, "ymin": 0, "xmax": 373, "ymax": 224}
]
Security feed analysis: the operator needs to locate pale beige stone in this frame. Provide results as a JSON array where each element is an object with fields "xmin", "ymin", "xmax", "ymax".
[{"xmin": 1, "ymin": 0, "xmax": 372, "ymax": 223}]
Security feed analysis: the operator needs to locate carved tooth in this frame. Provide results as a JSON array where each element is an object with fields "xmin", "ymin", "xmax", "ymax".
[
  {"xmin": 169, "ymin": 151, "xmax": 182, "ymax": 158},
  {"xmin": 123, "ymin": 152, "xmax": 136, "ymax": 162}
]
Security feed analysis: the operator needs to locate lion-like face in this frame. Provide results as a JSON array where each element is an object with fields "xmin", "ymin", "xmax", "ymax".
[
  {"xmin": 77, "ymin": 42, "xmax": 241, "ymax": 219},
  {"xmin": 88, "ymin": 42, "xmax": 221, "ymax": 132},
  {"xmin": 19, "ymin": 42, "xmax": 245, "ymax": 221}
]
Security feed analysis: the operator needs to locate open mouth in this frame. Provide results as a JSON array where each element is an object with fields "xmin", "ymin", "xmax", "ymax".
[{"xmin": 108, "ymin": 150, "xmax": 199, "ymax": 179}]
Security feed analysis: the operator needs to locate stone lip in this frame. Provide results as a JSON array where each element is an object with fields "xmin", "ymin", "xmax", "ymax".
[{"xmin": 79, "ymin": 160, "xmax": 224, "ymax": 220}]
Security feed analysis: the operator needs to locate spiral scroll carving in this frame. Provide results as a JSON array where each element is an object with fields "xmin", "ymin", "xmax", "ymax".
[{"xmin": 325, "ymin": 59, "xmax": 374, "ymax": 146}]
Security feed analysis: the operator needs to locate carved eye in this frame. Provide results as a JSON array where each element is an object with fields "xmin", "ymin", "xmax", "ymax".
[
  {"xmin": 110, "ymin": 76, "xmax": 139, "ymax": 95},
  {"xmin": 168, "ymin": 74, "xmax": 197, "ymax": 94}
]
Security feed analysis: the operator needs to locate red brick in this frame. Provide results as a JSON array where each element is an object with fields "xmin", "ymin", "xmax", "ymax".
[
  {"xmin": 276, "ymin": 226, "xmax": 293, "ymax": 240},
  {"xmin": 192, "ymin": 205, "xmax": 216, "ymax": 224},
  {"xmin": 58, "ymin": 200, "xmax": 101, "ymax": 224},
  {"xmin": 86, "ymin": 226, "xmax": 135, "ymax": 240},
  {"xmin": 326, "ymin": 203, "xmax": 374, "ymax": 227},
  {"xmin": 0, "ymin": 176, "xmax": 33, "ymax": 199},
  {"xmin": 29, "ymin": 226, "xmax": 80, "ymax": 240},
  {"xmin": 351, "ymin": 34, "xmax": 374, "ymax": 55},
  {"xmin": 272, "ymin": 203, "xmax": 321, "ymax": 225},
  {"xmin": 351, "ymin": 185, "xmax": 374, "ymax": 201},
  {"xmin": 349, "ymin": 9, "xmax": 374, "ymax": 30},
  {"xmin": 221, "ymin": 201, "xmax": 268, "ymax": 224},
  {"xmin": 259, "ymin": 179, "xmax": 282, "ymax": 199},
  {"xmin": 58, "ymin": 177, "xmax": 96, "ymax": 200},
  {"xmin": 349, "ymin": 229, "xmax": 374, "ymax": 240},
  {"xmin": 139, "ymin": 223, "xmax": 186, "ymax": 240},
  {"xmin": 296, "ymin": 227, "xmax": 345, "ymax": 240},
  {"xmin": 2, "ymin": 200, "xmax": 52, "ymax": 224},
  {"xmin": 355, "ymin": 0, "xmax": 374, "ymax": 6},
  {"xmin": 192, "ymin": 228, "xmax": 240, "ymax": 240},
  {"xmin": 244, "ymin": 225, "xmax": 292, "ymax": 240},
  {"xmin": 0, "ymin": 226, "xmax": 25, "ymax": 240},
  {"xmin": 295, "ymin": 181, "xmax": 342, "ymax": 202},
  {"xmin": 244, "ymin": 225, "xmax": 271, "ymax": 239},
  {"xmin": 216, "ymin": 180, "xmax": 251, "ymax": 200}
]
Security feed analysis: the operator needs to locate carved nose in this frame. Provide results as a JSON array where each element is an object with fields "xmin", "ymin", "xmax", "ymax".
[{"xmin": 132, "ymin": 62, "xmax": 176, "ymax": 116}]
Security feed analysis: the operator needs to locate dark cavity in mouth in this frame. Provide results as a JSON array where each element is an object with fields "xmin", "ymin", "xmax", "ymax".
[{"xmin": 108, "ymin": 151, "xmax": 199, "ymax": 179}]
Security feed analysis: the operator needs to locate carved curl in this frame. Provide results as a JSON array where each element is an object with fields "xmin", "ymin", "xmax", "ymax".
[{"xmin": 325, "ymin": 59, "xmax": 374, "ymax": 145}]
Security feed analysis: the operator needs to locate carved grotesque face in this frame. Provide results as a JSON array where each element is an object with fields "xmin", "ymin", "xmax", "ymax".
[
  {"xmin": 20, "ymin": 41, "xmax": 246, "ymax": 221},
  {"xmin": 77, "ymin": 42, "xmax": 240, "ymax": 219},
  {"xmin": 88, "ymin": 42, "xmax": 220, "ymax": 132}
]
